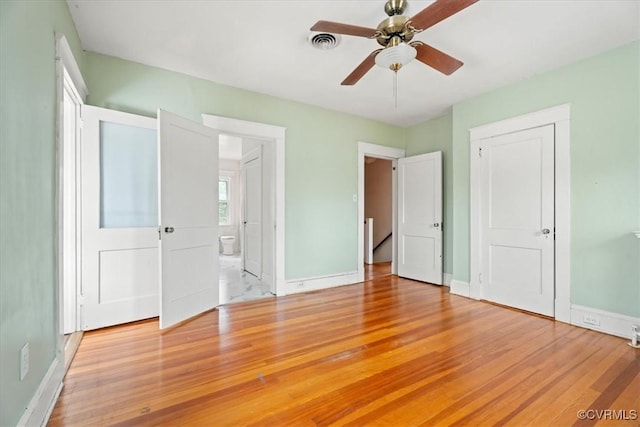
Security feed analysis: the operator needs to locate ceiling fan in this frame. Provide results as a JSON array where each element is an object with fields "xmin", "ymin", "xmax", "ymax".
[{"xmin": 310, "ymin": 0, "xmax": 478, "ymax": 85}]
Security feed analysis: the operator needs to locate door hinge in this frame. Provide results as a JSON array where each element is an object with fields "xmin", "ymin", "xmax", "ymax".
[
  {"xmin": 479, "ymin": 272, "xmax": 483, "ymax": 283},
  {"xmin": 158, "ymin": 226, "xmax": 162, "ymax": 240},
  {"xmin": 478, "ymin": 147, "xmax": 483, "ymax": 157}
]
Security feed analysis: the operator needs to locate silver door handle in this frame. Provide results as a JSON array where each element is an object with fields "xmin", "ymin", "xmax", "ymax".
[
  {"xmin": 541, "ymin": 228, "xmax": 550, "ymax": 235},
  {"xmin": 164, "ymin": 226, "xmax": 175, "ymax": 234}
]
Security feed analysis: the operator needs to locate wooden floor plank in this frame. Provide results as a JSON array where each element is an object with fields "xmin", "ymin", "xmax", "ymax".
[{"xmin": 49, "ymin": 276, "xmax": 639, "ymax": 426}]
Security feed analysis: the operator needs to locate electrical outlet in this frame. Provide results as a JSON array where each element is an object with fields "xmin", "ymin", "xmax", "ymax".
[
  {"xmin": 583, "ymin": 315, "xmax": 600, "ymax": 326},
  {"xmin": 297, "ymin": 282, "xmax": 305, "ymax": 289},
  {"xmin": 20, "ymin": 343, "xmax": 29, "ymax": 381}
]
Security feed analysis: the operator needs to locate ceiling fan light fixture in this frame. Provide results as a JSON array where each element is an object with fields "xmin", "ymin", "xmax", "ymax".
[{"xmin": 374, "ymin": 42, "xmax": 416, "ymax": 71}]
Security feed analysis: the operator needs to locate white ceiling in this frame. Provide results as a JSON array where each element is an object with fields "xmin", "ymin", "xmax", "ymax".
[{"xmin": 67, "ymin": 0, "xmax": 639, "ymax": 126}]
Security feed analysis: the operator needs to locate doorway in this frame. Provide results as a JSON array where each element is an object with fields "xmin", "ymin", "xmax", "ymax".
[
  {"xmin": 476, "ymin": 125, "xmax": 555, "ymax": 316},
  {"xmin": 357, "ymin": 142, "xmax": 405, "ymax": 282},
  {"xmin": 55, "ymin": 35, "xmax": 88, "ymax": 371},
  {"xmin": 358, "ymin": 142, "xmax": 444, "ymax": 286},
  {"xmin": 217, "ymin": 134, "xmax": 274, "ymax": 304},
  {"xmin": 203, "ymin": 114, "xmax": 286, "ymax": 297},
  {"xmin": 469, "ymin": 104, "xmax": 571, "ymax": 323},
  {"xmin": 364, "ymin": 157, "xmax": 393, "ymax": 281}
]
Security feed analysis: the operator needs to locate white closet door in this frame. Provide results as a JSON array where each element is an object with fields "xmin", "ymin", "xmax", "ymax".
[{"xmin": 480, "ymin": 124, "xmax": 555, "ymax": 316}]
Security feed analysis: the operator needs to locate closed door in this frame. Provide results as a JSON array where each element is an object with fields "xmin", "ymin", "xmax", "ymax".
[
  {"xmin": 397, "ymin": 151, "xmax": 442, "ymax": 284},
  {"xmin": 81, "ymin": 106, "xmax": 159, "ymax": 330},
  {"xmin": 243, "ymin": 152, "xmax": 262, "ymax": 277},
  {"xmin": 480, "ymin": 124, "xmax": 555, "ymax": 316},
  {"xmin": 158, "ymin": 109, "xmax": 220, "ymax": 329}
]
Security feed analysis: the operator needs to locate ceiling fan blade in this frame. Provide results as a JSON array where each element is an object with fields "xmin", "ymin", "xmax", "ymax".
[
  {"xmin": 412, "ymin": 42, "xmax": 463, "ymax": 75},
  {"xmin": 341, "ymin": 50, "xmax": 382, "ymax": 86},
  {"xmin": 410, "ymin": 0, "xmax": 478, "ymax": 31},
  {"xmin": 311, "ymin": 20, "xmax": 378, "ymax": 38}
]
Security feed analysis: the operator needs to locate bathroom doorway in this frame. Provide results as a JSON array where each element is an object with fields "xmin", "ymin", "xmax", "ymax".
[{"xmin": 218, "ymin": 133, "xmax": 275, "ymax": 304}]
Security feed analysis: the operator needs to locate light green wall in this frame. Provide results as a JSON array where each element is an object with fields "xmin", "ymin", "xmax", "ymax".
[
  {"xmin": 406, "ymin": 112, "xmax": 454, "ymax": 275},
  {"xmin": 451, "ymin": 41, "xmax": 639, "ymax": 317},
  {"xmin": 0, "ymin": 1, "xmax": 85, "ymax": 425},
  {"xmin": 1, "ymin": 2, "xmax": 637, "ymax": 423},
  {"xmin": 84, "ymin": 53, "xmax": 405, "ymax": 279}
]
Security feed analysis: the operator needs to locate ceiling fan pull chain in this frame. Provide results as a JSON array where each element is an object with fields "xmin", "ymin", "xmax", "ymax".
[{"xmin": 394, "ymin": 71, "xmax": 398, "ymax": 108}]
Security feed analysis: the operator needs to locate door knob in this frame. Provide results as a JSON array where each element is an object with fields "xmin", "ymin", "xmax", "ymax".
[
  {"xmin": 541, "ymin": 228, "xmax": 550, "ymax": 235},
  {"xmin": 433, "ymin": 223, "xmax": 440, "ymax": 228},
  {"xmin": 164, "ymin": 226, "xmax": 175, "ymax": 233}
]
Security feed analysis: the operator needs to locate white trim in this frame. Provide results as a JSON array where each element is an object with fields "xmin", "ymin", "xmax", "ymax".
[
  {"xmin": 50, "ymin": 32, "xmax": 86, "ymax": 427},
  {"xmin": 450, "ymin": 280, "xmax": 470, "ymax": 297},
  {"xmin": 202, "ymin": 114, "xmax": 286, "ymax": 296},
  {"xmin": 469, "ymin": 104, "xmax": 570, "ymax": 140},
  {"xmin": 469, "ymin": 104, "xmax": 571, "ymax": 323},
  {"xmin": 469, "ymin": 137, "xmax": 482, "ymax": 301},
  {"xmin": 357, "ymin": 142, "xmax": 405, "ymax": 282},
  {"xmin": 570, "ymin": 304, "xmax": 640, "ymax": 339},
  {"xmin": 17, "ymin": 359, "xmax": 63, "ymax": 427},
  {"xmin": 286, "ymin": 271, "xmax": 359, "ymax": 294},
  {"xmin": 55, "ymin": 34, "xmax": 87, "ymax": 100},
  {"xmin": 443, "ymin": 273, "xmax": 453, "ymax": 287}
]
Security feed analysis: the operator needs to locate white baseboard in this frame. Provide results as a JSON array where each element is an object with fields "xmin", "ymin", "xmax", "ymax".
[
  {"xmin": 570, "ymin": 304, "xmax": 640, "ymax": 339},
  {"xmin": 443, "ymin": 273, "xmax": 453, "ymax": 287},
  {"xmin": 287, "ymin": 271, "xmax": 359, "ymax": 294},
  {"xmin": 17, "ymin": 357, "xmax": 63, "ymax": 427},
  {"xmin": 450, "ymin": 280, "xmax": 470, "ymax": 297}
]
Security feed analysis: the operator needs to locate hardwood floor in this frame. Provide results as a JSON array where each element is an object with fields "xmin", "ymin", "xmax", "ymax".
[
  {"xmin": 364, "ymin": 261, "xmax": 392, "ymax": 282},
  {"xmin": 49, "ymin": 276, "xmax": 639, "ymax": 426}
]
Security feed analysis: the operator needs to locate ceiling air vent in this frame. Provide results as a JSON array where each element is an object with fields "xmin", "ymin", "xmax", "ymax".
[{"xmin": 308, "ymin": 33, "xmax": 341, "ymax": 50}]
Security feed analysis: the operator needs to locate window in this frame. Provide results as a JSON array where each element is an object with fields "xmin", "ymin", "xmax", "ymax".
[{"xmin": 219, "ymin": 177, "xmax": 230, "ymax": 225}]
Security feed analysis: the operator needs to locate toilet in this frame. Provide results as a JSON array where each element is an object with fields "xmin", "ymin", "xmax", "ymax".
[{"xmin": 220, "ymin": 236, "xmax": 236, "ymax": 255}]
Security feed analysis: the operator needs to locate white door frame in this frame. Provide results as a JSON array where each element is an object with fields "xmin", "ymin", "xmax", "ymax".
[
  {"xmin": 469, "ymin": 104, "xmax": 571, "ymax": 323},
  {"xmin": 202, "ymin": 114, "xmax": 286, "ymax": 296},
  {"xmin": 55, "ymin": 34, "xmax": 87, "ymax": 349},
  {"xmin": 357, "ymin": 142, "xmax": 406, "ymax": 282}
]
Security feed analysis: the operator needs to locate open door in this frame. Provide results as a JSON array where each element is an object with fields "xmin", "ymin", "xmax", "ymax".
[
  {"xmin": 80, "ymin": 106, "xmax": 160, "ymax": 331},
  {"xmin": 158, "ymin": 109, "xmax": 220, "ymax": 329},
  {"xmin": 242, "ymin": 150, "xmax": 262, "ymax": 278},
  {"xmin": 397, "ymin": 151, "xmax": 443, "ymax": 284}
]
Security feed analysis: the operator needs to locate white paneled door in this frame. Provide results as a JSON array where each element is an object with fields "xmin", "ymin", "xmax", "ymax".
[
  {"xmin": 480, "ymin": 124, "xmax": 555, "ymax": 316},
  {"xmin": 81, "ymin": 106, "xmax": 220, "ymax": 331},
  {"xmin": 243, "ymin": 151, "xmax": 262, "ymax": 278},
  {"xmin": 397, "ymin": 152, "xmax": 443, "ymax": 284},
  {"xmin": 158, "ymin": 109, "xmax": 220, "ymax": 329},
  {"xmin": 81, "ymin": 106, "xmax": 159, "ymax": 330}
]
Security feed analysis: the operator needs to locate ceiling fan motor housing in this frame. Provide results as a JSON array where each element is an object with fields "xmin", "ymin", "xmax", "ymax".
[{"xmin": 376, "ymin": 15, "xmax": 414, "ymax": 47}]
